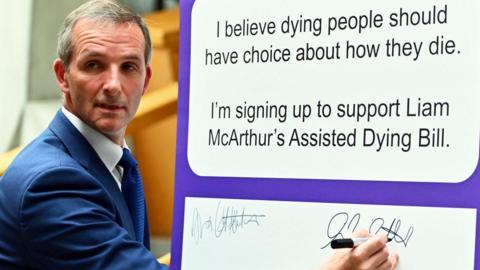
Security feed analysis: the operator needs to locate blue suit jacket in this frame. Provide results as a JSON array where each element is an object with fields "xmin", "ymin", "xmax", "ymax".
[{"xmin": 0, "ymin": 111, "xmax": 168, "ymax": 270}]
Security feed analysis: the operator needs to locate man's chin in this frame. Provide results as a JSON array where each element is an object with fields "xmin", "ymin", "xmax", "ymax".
[{"xmin": 94, "ymin": 122, "xmax": 126, "ymax": 143}]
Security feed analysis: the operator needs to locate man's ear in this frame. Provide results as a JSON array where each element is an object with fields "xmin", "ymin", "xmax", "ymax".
[
  {"xmin": 142, "ymin": 64, "xmax": 152, "ymax": 95},
  {"xmin": 53, "ymin": 58, "xmax": 69, "ymax": 94}
]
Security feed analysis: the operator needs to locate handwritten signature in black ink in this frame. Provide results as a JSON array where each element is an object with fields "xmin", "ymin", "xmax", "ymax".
[
  {"xmin": 191, "ymin": 201, "xmax": 266, "ymax": 244},
  {"xmin": 320, "ymin": 212, "xmax": 414, "ymax": 249}
]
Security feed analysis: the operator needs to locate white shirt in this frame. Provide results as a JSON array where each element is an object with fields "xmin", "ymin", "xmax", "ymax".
[{"xmin": 62, "ymin": 107, "xmax": 125, "ymax": 190}]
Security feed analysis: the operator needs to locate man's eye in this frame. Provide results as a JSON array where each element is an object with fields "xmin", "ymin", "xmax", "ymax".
[
  {"xmin": 86, "ymin": 61, "xmax": 100, "ymax": 70},
  {"xmin": 122, "ymin": 62, "xmax": 138, "ymax": 71}
]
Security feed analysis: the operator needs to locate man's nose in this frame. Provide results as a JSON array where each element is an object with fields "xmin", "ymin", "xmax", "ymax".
[{"xmin": 103, "ymin": 67, "xmax": 122, "ymax": 95}]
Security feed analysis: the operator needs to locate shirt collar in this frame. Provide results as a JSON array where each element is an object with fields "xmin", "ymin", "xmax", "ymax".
[{"xmin": 61, "ymin": 107, "xmax": 126, "ymax": 174}]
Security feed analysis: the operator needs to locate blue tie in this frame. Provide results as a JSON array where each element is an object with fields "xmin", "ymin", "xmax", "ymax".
[{"xmin": 119, "ymin": 148, "xmax": 146, "ymax": 245}]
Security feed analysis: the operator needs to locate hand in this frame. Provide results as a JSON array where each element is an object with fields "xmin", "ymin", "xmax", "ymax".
[{"xmin": 320, "ymin": 229, "xmax": 399, "ymax": 270}]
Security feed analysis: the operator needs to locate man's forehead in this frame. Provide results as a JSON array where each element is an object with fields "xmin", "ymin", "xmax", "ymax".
[{"xmin": 71, "ymin": 19, "xmax": 145, "ymax": 57}]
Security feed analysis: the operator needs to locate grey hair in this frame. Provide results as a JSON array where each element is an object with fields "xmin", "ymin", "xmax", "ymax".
[{"xmin": 57, "ymin": 0, "xmax": 152, "ymax": 68}]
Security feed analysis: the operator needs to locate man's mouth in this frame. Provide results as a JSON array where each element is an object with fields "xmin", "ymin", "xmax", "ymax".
[{"xmin": 96, "ymin": 103, "xmax": 125, "ymax": 111}]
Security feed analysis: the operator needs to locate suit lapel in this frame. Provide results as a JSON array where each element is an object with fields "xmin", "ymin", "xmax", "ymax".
[{"xmin": 48, "ymin": 110, "xmax": 136, "ymax": 240}]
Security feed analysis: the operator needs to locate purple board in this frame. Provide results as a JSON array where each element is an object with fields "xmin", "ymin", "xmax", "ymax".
[{"xmin": 171, "ymin": 0, "xmax": 480, "ymax": 269}]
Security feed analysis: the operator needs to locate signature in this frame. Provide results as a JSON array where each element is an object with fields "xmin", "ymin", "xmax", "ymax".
[
  {"xmin": 191, "ymin": 201, "xmax": 266, "ymax": 244},
  {"xmin": 321, "ymin": 212, "xmax": 414, "ymax": 249}
]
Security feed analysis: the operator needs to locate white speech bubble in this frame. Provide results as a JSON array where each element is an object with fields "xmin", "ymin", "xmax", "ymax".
[{"xmin": 188, "ymin": 0, "xmax": 480, "ymax": 182}]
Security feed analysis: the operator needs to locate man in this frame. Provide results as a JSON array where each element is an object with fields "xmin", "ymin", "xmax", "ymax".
[{"xmin": 0, "ymin": 0, "xmax": 167, "ymax": 269}]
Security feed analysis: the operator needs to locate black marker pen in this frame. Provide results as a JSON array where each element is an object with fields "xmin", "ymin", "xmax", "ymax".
[{"xmin": 330, "ymin": 237, "xmax": 393, "ymax": 249}]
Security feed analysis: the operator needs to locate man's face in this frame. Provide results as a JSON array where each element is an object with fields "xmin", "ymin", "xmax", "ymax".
[{"xmin": 54, "ymin": 19, "xmax": 151, "ymax": 144}]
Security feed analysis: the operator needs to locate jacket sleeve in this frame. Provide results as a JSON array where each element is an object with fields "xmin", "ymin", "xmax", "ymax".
[{"xmin": 18, "ymin": 166, "xmax": 168, "ymax": 270}]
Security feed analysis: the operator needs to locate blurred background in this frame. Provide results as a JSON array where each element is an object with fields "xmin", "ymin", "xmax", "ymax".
[{"xmin": 0, "ymin": 0, "xmax": 180, "ymax": 258}]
